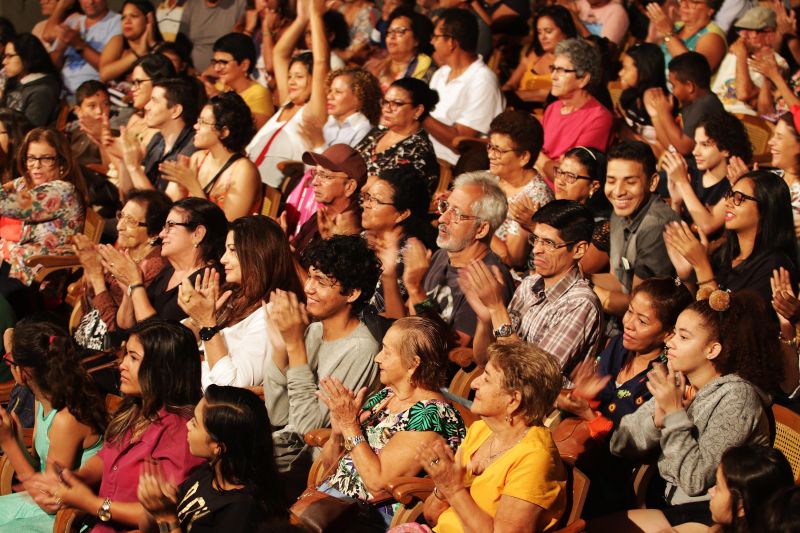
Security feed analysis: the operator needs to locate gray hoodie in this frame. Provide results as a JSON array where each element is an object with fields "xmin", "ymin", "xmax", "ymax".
[{"xmin": 610, "ymin": 374, "xmax": 770, "ymax": 505}]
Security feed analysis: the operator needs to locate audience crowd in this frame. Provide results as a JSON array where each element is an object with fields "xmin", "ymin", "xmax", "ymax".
[{"xmin": 1, "ymin": 0, "xmax": 800, "ymax": 531}]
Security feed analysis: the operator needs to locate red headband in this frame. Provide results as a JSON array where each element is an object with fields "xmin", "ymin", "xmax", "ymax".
[{"xmin": 790, "ymin": 104, "xmax": 800, "ymax": 133}]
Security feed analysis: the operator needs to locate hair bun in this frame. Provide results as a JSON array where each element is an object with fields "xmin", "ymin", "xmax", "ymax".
[
  {"xmin": 696, "ymin": 285, "xmax": 715, "ymax": 302},
  {"xmin": 708, "ymin": 290, "xmax": 731, "ymax": 312}
]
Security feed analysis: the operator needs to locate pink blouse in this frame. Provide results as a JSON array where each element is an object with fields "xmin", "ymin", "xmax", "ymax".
[{"xmin": 541, "ymin": 97, "xmax": 613, "ymax": 160}]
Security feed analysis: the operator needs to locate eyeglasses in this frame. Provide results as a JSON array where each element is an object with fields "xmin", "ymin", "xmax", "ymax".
[
  {"xmin": 486, "ymin": 143, "xmax": 519, "ymax": 156},
  {"xmin": 431, "ymin": 33, "xmax": 453, "ymax": 41},
  {"xmin": 196, "ymin": 117, "xmax": 218, "ymax": 129},
  {"xmin": 24, "ymin": 155, "xmax": 58, "ymax": 168},
  {"xmin": 210, "ymin": 58, "xmax": 232, "ymax": 67},
  {"xmin": 437, "ymin": 199, "xmax": 481, "ymax": 224},
  {"xmin": 3, "ymin": 352, "xmax": 17, "ymax": 368},
  {"xmin": 386, "ymin": 27, "xmax": 412, "ymax": 37},
  {"xmin": 549, "ymin": 65, "xmax": 577, "ymax": 75},
  {"xmin": 311, "ymin": 168, "xmax": 349, "ymax": 182},
  {"xmin": 359, "ymin": 191, "xmax": 394, "ymax": 208},
  {"xmin": 554, "ymin": 167, "xmax": 593, "ymax": 184},
  {"xmin": 162, "ymin": 220, "xmax": 193, "ymax": 232},
  {"xmin": 116, "ymin": 212, "xmax": 147, "ymax": 228},
  {"xmin": 528, "ymin": 234, "xmax": 576, "ymax": 252},
  {"xmin": 380, "ymin": 98, "xmax": 412, "ymax": 111},
  {"xmin": 131, "ymin": 78, "xmax": 152, "ymax": 89},
  {"xmin": 725, "ymin": 189, "xmax": 758, "ymax": 206}
]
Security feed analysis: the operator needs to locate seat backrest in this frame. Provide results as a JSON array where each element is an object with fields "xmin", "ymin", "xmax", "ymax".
[
  {"xmin": 561, "ymin": 460, "xmax": 590, "ymax": 526},
  {"xmin": 261, "ymin": 184, "xmax": 282, "ymax": 219},
  {"xmin": 773, "ymin": 403, "xmax": 800, "ymax": 483},
  {"xmin": 448, "ymin": 366, "xmax": 483, "ymax": 399},
  {"xmin": 84, "ymin": 209, "xmax": 104, "ymax": 244},
  {"xmin": 737, "ymin": 114, "xmax": 773, "ymax": 159}
]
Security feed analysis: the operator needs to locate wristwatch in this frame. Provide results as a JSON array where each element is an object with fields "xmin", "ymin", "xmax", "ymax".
[
  {"xmin": 158, "ymin": 521, "xmax": 180, "ymax": 533},
  {"xmin": 343, "ymin": 434, "xmax": 366, "ymax": 452},
  {"xmin": 663, "ymin": 32, "xmax": 674, "ymax": 44},
  {"xmin": 199, "ymin": 325, "xmax": 221, "ymax": 341},
  {"xmin": 97, "ymin": 498, "xmax": 112, "ymax": 522},
  {"xmin": 493, "ymin": 323, "xmax": 513, "ymax": 338},
  {"xmin": 127, "ymin": 283, "xmax": 144, "ymax": 297}
]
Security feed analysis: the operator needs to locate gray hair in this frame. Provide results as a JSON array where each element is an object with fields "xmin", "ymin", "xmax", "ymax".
[
  {"xmin": 453, "ymin": 171, "xmax": 508, "ymax": 238},
  {"xmin": 554, "ymin": 38, "xmax": 601, "ymax": 91}
]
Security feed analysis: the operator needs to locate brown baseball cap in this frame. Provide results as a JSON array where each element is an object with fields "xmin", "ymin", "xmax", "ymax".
[{"xmin": 302, "ymin": 144, "xmax": 368, "ymax": 187}]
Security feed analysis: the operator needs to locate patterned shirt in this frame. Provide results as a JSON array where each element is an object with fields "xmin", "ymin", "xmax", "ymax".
[
  {"xmin": 508, "ymin": 266, "xmax": 602, "ymax": 374},
  {"xmin": 325, "ymin": 388, "xmax": 465, "ymax": 501},
  {"xmin": 356, "ymin": 127, "xmax": 439, "ymax": 194},
  {"xmin": 494, "ymin": 174, "xmax": 553, "ymax": 242}
]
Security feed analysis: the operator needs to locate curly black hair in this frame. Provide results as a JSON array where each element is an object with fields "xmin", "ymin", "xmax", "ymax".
[
  {"xmin": 301, "ymin": 235, "xmax": 381, "ymax": 314},
  {"xmin": 698, "ymin": 111, "xmax": 753, "ymax": 163},
  {"xmin": 209, "ymin": 91, "xmax": 256, "ymax": 153}
]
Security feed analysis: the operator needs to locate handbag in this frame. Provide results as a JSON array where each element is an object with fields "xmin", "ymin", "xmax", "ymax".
[
  {"xmin": 551, "ymin": 415, "xmax": 596, "ymax": 466},
  {"xmin": 289, "ymin": 487, "xmax": 358, "ymax": 533}
]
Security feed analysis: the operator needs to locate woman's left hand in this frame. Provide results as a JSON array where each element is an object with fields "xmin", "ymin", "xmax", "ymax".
[
  {"xmin": 662, "ymin": 221, "xmax": 709, "ymax": 268},
  {"xmin": 23, "ymin": 472, "xmax": 64, "ymax": 514},
  {"xmin": 137, "ymin": 460, "xmax": 179, "ymax": 522},
  {"xmin": 646, "ymin": 361, "xmax": 686, "ymax": 417},
  {"xmin": 40, "ymin": 468, "xmax": 97, "ymax": 512},
  {"xmin": 645, "ymin": 2, "xmax": 674, "ymax": 38},
  {"xmin": 316, "ymin": 376, "xmax": 366, "ymax": 435},
  {"xmin": 97, "ymin": 244, "xmax": 143, "ymax": 290},
  {"xmin": 178, "ymin": 268, "xmax": 231, "ymax": 327},
  {"xmin": 416, "ymin": 438, "xmax": 465, "ymax": 500},
  {"xmin": 159, "ymin": 155, "xmax": 200, "ymax": 194}
]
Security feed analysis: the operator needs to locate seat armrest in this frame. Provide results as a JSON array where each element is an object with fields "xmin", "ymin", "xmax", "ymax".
[
  {"xmin": 553, "ymin": 518, "xmax": 586, "ymax": 533},
  {"xmin": 388, "ymin": 476, "xmax": 435, "ymax": 505},
  {"xmin": 53, "ymin": 508, "xmax": 88, "ymax": 533},
  {"xmin": 25, "ymin": 255, "xmax": 81, "ymax": 269},
  {"xmin": 304, "ymin": 428, "xmax": 333, "ymax": 447}
]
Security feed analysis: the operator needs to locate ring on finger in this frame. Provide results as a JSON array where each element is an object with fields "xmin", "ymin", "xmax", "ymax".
[{"xmin": 429, "ymin": 457, "xmax": 440, "ymax": 467}]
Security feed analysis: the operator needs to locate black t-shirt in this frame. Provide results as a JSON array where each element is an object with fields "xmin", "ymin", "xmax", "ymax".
[
  {"xmin": 146, "ymin": 263, "xmax": 222, "ymax": 322},
  {"xmin": 714, "ymin": 250, "xmax": 797, "ymax": 310},
  {"xmin": 176, "ymin": 468, "xmax": 271, "ymax": 533}
]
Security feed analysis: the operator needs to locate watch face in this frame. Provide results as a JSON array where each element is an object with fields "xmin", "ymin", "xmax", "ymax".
[{"xmin": 98, "ymin": 509, "xmax": 112, "ymax": 522}]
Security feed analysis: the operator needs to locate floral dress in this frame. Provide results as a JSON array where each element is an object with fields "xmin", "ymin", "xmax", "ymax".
[
  {"xmin": 494, "ymin": 174, "xmax": 553, "ymax": 242},
  {"xmin": 325, "ymin": 388, "xmax": 466, "ymax": 501},
  {"xmin": 356, "ymin": 127, "xmax": 440, "ymax": 194},
  {"xmin": 0, "ymin": 178, "xmax": 84, "ymax": 285}
]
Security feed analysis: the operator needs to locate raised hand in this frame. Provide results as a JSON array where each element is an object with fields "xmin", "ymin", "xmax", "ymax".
[
  {"xmin": 461, "ymin": 260, "xmax": 507, "ymax": 312},
  {"xmin": 662, "ymin": 221, "xmax": 709, "ymax": 269},
  {"xmin": 401, "ymin": 238, "xmax": 432, "ymax": 294},
  {"xmin": 178, "ymin": 268, "xmax": 231, "ymax": 327},
  {"xmin": 316, "ymin": 376, "xmax": 366, "ymax": 435},
  {"xmin": 645, "ymin": 2, "xmax": 674, "ymax": 38},
  {"xmin": 570, "ymin": 359, "xmax": 611, "ymax": 401},
  {"xmin": 507, "ymin": 195, "xmax": 540, "ymax": 232},
  {"xmin": 416, "ymin": 438, "xmax": 465, "ymax": 500},
  {"xmin": 97, "ymin": 244, "xmax": 143, "ymax": 290},
  {"xmin": 726, "ymin": 156, "xmax": 750, "ymax": 184},
  {"xmin": 159, "ymin": 155, "xmax": 200, "ymax": 195},
  {"xmin": 137, "ymin": 460, "xmax": 179, "ymax": 522},
  {"xmin": 268, "ymin": 289, "xmax": 310, "ymax": 346},
  {"xmin": 647, "ymin": 361, "xmax": 688, "ymax": 425},
  {"xmin": 771, "ymin": 267, "xmax": 800, "ymax": 327}
]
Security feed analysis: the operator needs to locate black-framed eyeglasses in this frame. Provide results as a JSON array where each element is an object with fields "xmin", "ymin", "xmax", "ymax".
[
  {"xmin": 116, "ymin": 212, "xmax": 147, "ymax": 228},
  {"xmin": 3, "ymin": 352, "xmax": 18, "ymax": 368},
  {"xmin": 359, "ymin": 192, "xmax": 394, "ymax": 208},
  {"xmin": 549, "ymin": 65, "xmax": 577, "ymax": 75},
  {"xmin": 554, "ymin": 167, "xmax": 593, "ymax": 185},
  {"xmin": 380, "ymin": 98, "xmax": 412, "ymax": 111},
  {"xmin": 210, "ymin": 58, "xmax": 233, "ymax": 67},
  {"xmin": 24, "ymin": 155, "xmax": 58, "ymax": 168},
  {"xmin": 131, "ymin": 78, "xmax": 152, "ymax": 89},
  {"xmin": 528, "ymin": 234, "xmax": 576, "ymax": 251},
  {"xmin": 725, "ymin": 189, "xmax": 758, "ymax": 206},
  {"xmin": 162, "ymin": 220, "xmax": 193, "ymax": 232},
  {"xmin": 386, "ymin": 27, "xmax": 412, "ymax": 37},
  {"xmin": 486, "ymin": 143, "xmax": 519, "ymax": 156},
  {"xmin": 437, "ymin": 199, "xmax": 481, "ymax": 224}
]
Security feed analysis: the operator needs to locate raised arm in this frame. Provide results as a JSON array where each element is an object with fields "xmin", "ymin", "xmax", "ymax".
[
  {"xmin": 302, "ymin": 0, "xmax": 330, "ymax": 128},
  {"xmin": 273, "ymin": 0, "xmax": 309, "ymax": 104}
]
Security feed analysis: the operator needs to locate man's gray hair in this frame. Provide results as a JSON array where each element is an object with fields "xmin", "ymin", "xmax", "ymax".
[
  {"xmin": 554, "ymin": 38, "xmax": 601, "ymax": 90},
  {"xmin": 453, "ymin": 171, "xmax": 508, "ymax": 237}
]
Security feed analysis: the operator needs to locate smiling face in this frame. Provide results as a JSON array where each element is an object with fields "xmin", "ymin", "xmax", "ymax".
[
  {"xmin": 2, "ymin": 43, "xmax": 23, "ymax": 79},
  {"xmin": 665, "ymin": 308, "xmax": 719, "ymax": 374},
  {"xmin": 692, "ymin": 126, "xmax": 727, "ymax": 172},
  {"xmin": 386, "ymin": 16, "xmax": 417, "ymax": 59},
  {"xmin": 605, "ymin": 159, "xmax": 656, "ymax": 218},
  {"xmin": 120, "ymin": 3, "xmax": 147, "ymax": 40},
  {"xmin": 536, "ymin": 16, "xmax": 565, "ymax": 54},
  {"xmin": 327, "ymin": 75, "xmax": 361, "ymax": 121},
  {"xmin": 25, "ymin": 140, "xmax": 60, "ymax": 186},
  {"xmin": 554, "ymin": 155, "xmax": 598, "ymax": 203},
  {"xmin": 213, "ymin": 51, "xmax": 247, "ymax": 86},
  {"xmin": 487, "ymin": 133, "xmax": 529, "ymax": 179},
  {"xmin": 220, "ymin": 230, "xmax": 241, "ymax": 284},
  {"xmin": 723, "ymin": 177, "xmax": 759, "ymax": 233},
  {"xmin": 374, "ymin": 325, "xmax": 419, "ymax": 388},
  {"xmin": 119, "ymin": 334, "xmax": 144, "ymax": 396},
  {"xmin": 116, "ymin": 199, "xmax": 150, "ymax": 250},
  {"xmin": 287, "ymin": 60, "xmax": 312, "ymax": 105},
  {"xmin": 303, "ymin": 266, "xmax": 355, "ymax": 319},
  {"xmin": 130, "ymin": 65, "xmax": 154, "ymax": 110},
  {"xmin": 470, "ymin": 360, "xmax": 515, "ymax": 418},
  {"xmin": 618, "ymin": 54, "xmax": 638, "ymax": 90},
  {"xmin": 621, "ymin": 291, "xmax": 668, "ymax": 353},
  {"xmin": 158, "ymin": 208, "xmax": 195, "ymax": 259},
  {"xmin": 769, "ymin": 119, "xmax": 800, "ymax": 172},
  {"xmin": 144, "ymin": 86, "xmax": 174, "ymax": 129}
]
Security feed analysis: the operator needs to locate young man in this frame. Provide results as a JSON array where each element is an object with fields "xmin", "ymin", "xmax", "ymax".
[
  {"xmin": 117, "ymin": 77, "xmax": 200, "ymax": 197},
  {"xmin": 597, "ymin": 140, "xmax": 679, "ymax": 316},
  {"xmin": 424, "ymin": 8, "xmax": 504, "ymax": 165},
  {"xmin": 402, "ymin": 171, "xmax": 514, "ymax": 346},
  {"xmin": 264, "ymin": 234, "xmax": 381, "ymax": 496},
  {"xmin": 711, "ymin": 6, "xmax": 787, "ymax": 116},
  {"xmin": 462, "ymin": 200, "xmax": 602, "ymax": 373},
  {"xmin": 645, "ymin": 52, "xmax": 723, "ymax": 156}
]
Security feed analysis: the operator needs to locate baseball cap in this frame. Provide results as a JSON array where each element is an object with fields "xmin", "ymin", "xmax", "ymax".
[{"xmin": 302, "ymin": 144, "xmax": 367, "ymax": 187}]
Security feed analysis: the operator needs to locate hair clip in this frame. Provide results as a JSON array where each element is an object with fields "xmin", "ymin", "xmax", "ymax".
[
  {"xmin": 674, "ymin": 277, "xmax": 682, "ymax": 287},
  {"xmin": 576, "ymin": 146, "xmax": 597, "ymax": 160},
  {"xmin": 696, "ymin": 286, "xmax": 731, "ymax": 312},
  {"xmin": 48, "ymin": 335, "xmax": 56, "ymax": 345}
]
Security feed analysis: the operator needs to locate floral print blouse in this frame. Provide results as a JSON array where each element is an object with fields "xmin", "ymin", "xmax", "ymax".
[
  {"xmin": 494, "ymin": 174, "xmax": 554, "ymax": 242},
  {"xmin": 356, "ymin": 127, "xmax": 440, "ymax": 194},
  {"xmin": 325, "ymin": 388, "xmax": 466, "ymax": 501},
  {"xmin": 0, "ymin": 177, "xmax": 84, "ymax": 285}
]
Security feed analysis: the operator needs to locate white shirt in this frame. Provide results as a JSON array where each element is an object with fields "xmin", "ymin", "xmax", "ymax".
[
  {"xmin": 428, "ymin": 57, "xmax": 504, "ymax": 164},
  {"xmin": 322, "ymin": 112, "xmax": 372, "ymax": 149},
  {"xmin": 711, "ymin": 51, "xmax": 788, "ymax": 116},
  {"xmin": 201, "ymin": 305, "xmax": 272, "ymax": 389}
]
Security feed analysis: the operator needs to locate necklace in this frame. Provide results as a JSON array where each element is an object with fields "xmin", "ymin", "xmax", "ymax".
[{"xmin": 485, "ymin": 429, "xmax": 528, "ymax": 464}]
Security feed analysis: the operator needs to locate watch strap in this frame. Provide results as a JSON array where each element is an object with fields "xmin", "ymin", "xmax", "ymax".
[
  {"xmin": 344, "ymin": 434, "xmax": 365, "ymax": 451},
  {"xmin": 199, "ymin": 325, "xmax": 221, "ymax": 341},
  {"xmin": 127, "ymin": 283, "xmax": 144, "ymax": 297},
  {"xmin": 158, "ymin": 521, "xmax": 180, "ymax": 533},
  {"xmin": 493, "ymin": 323, "xmax": 513, "ymax": 338}
]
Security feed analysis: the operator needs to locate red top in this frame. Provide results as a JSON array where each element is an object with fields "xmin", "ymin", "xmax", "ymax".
[
  {"xmin": 91, "ymin": 409, "xmax": 204, "ymax": 533},
  {"xmin": 542, "ymin": 97, "xmax": 614, "ymax": 160}
]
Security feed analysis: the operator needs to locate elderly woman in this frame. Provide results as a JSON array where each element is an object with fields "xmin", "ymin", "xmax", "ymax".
[
  {"xmin": 99, "ymin": 198, "xmax": 228, "ymax": 328},
  {"xmin": 537, "ymin": 38, "xmax": 613, "ymax": 182},
  {"xmin": 1, "ymin": 33, "xmax": 61, "ymax": 127},
  {"xmin": 356, "ymin": 78, "xmax": 440, "ymax": 193},
  {"xmin": 72, "ymin": 190, "xmax": 171, "ymax": 350},
  {"xmin": 159, "ymin": 92, "xmax": 262, "ymax": 220},
  {"xmin": 487, "ymin": 110, "xmax": 553, "ymax": 268},
  {"xmin": 365, "ymin": 7, "xmax": 436, "ymax": 92},
  {"xmin": 406, "ymin": 341, "xmax": 566, "ymax": 533},
  {"xmin": 312, "ymin": 316, "xmax": 466, "ymax": 533},
  {"xmin": 178, "ymin": 215, "xmax": 304, "ymax": 389},
  {"xmin": 0, "ymin": 128, "xmax": 88, "ymax": 292},
  {"xmin": 647, "ymin": 0, "xmax": 726, "ymax": 72}
]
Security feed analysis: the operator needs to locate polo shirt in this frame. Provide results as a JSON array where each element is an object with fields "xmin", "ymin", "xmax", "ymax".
[
  {"xmin": 428, "ymin": 58, "xmax": 504, "ymax": 164},
  {"xmin": 609, "ymin": 195, "xmax": 679, "ymax": 293}
]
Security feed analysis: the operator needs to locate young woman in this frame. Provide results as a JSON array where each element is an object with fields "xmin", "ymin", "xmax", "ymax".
[
  {"xmin": 246, "ymin": 0, "xmax": 327, "ymax": 188},
  {"xmin": 31, "ymin": 319, "xmax": 205, "ymax": 533},
  {"xmin": 663, "ymin": 111, "xmax": 752, "ymax": 238},
  {"xmin": 0, "ymin": 320, "xmax": 107, "ymax": 532},
  {"xmin": 599, "ymin": 290, "xmax": 781, "ymax": 529},
  {"xmin": 767, "ymin": 109, "xmax": 800, "ymax": 255},
  {"xmin": 159, "ymin": 92, "xmax": 261, "ymax": 220},
  {"xmin": 138, "ymin": 386, "xmax": 287, "ymax": 532},
  {"xmin": 0, "ymin": 33, "xmax": 61, "ymax": 127},
  {"xmin": 617, "ymin": 43, "xmax": 668, "ymax": 148},
  {"xmin": 178, "ymin": 215, "xmax": 304, "ymax": 389},
  {"xmin": 665, "ymin": 169, "xmax": 798, "ymax": 308},
  {"xmin": 99, "ymin": 0, "xmax": 163, "ymax": 84}
]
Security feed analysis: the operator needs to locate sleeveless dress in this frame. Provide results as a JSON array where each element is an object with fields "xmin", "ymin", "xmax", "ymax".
[
  {"xmin": 0, "ymin": 403, "xmax": 103, "ymax": 532},
  {"xmin": 246, "ymin": 103, "xmax": 308, "ymax": 188},
  {"xmin": 660, "ymin": 22, "xmax": 727, "ymax": 67}
]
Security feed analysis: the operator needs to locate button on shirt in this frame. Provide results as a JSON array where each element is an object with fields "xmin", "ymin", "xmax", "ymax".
[
  {"xmin": 508, "ymin": 266, "xmax": 602, "ymax": 374},
  {"xmin": 428, "ymin": 58, "xmax": 504, "ymax": 164},
  {"xmin": 322, "ymin": 112, "xmax": 372, "ymax": 148}
]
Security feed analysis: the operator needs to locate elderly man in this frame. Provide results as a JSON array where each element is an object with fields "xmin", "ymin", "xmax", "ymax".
[{"xmin": 402, "ymin": 171, "xmax": 515, "ymax": 346}]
